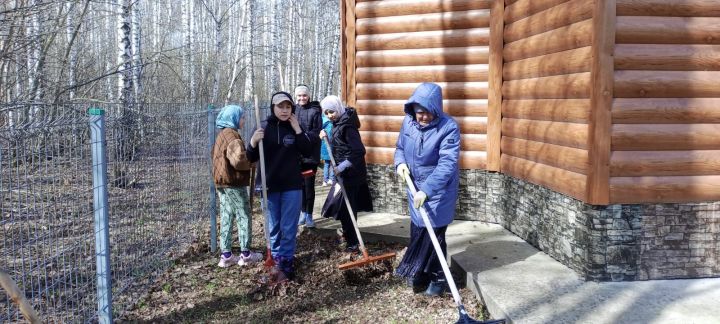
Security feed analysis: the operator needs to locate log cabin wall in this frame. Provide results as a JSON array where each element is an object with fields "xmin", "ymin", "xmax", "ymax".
[
  {"xmin": 342, "ymin": 0, "xmax": 720, "ymax": 281},
  {"xmin": 343, "ymin": 0, "xmax": 493, "ymax": 169},
  {"xmin": 499, "ymin": 0, "xmax": 595, "ymax": 202},
  {"xmin": 609, "ymin": 0, "xmax": 720, "ymax": 204}
]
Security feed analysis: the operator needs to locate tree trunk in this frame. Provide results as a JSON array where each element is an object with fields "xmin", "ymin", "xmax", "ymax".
[{"xmin": 131, "ymin": 0, "xmax": 143, "ymax": 104}]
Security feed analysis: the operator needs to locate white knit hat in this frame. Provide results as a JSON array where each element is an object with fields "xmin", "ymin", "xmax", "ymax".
[
  {"xmin": 320, "ymin": 95, "xmax": 346, "ymax": 116},
  {"xmin": 294, "ymin": 85, "xmax": 310, "ymax": 97}
]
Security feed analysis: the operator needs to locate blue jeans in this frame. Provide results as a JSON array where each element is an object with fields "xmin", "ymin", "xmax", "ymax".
[
  {"xmin": 266, "ymin": 189, "xmax": 302, "ymax": 258},
  {"xmin": 323, "ymin": 160, "xmax": 335, "ymax": 182}
]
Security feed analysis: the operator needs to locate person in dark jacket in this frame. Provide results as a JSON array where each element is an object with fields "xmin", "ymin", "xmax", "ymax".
[
  {"xmin": 294, "ymin": 85, "xmax": 323, "ymax": 228},
  {"xmin": 319, "ymin": 95, "xmax": 373, "ymax": 251},
  {"xmin": 394, "ymin": 82, "xmax": 461, "ymax": 297},
  {"xmin": 247, "ymin": 91, "xmax": 313, "ymax": 280}
]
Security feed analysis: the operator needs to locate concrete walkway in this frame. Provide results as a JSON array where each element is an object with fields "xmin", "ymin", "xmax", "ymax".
[{"xmin": 308, "ymin": 186, "xmax": 720, "ymax": 324}]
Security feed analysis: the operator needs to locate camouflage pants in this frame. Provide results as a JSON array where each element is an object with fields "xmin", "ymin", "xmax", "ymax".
[{"xmin": 217, "ymin": 187, "xmax": 252, "ymax": 253}]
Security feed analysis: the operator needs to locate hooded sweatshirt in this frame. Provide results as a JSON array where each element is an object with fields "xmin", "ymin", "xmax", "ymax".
[
  {"xmin": 394, "ymin": 82, "xmax": 460, "ymax": 228},
  {"xmin": 246, "ymin": 92, "xmax": 313, "ymax": 193}
]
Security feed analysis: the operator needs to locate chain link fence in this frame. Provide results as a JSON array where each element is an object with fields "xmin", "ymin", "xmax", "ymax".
[{"xmin": 1, "ymin": 102, "xmax": 268, "ymax": 323}]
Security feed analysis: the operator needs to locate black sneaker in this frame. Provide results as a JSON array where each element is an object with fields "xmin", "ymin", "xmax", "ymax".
[
  {"xmin": 424, "ymin": 279, "xmax": 448, "ymax": 297},
  {"xmin": 407, "ymin": 276, "xmax": 430, "ymax": 293},
  {"xmin": 344, "ymin": 244, "xmax": 359, "ymax": 253}
]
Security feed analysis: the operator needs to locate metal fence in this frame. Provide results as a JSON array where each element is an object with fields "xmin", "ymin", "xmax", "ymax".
[{"xmin": 0, "ymin": 102, "xmax": 267, "ymax": 323}]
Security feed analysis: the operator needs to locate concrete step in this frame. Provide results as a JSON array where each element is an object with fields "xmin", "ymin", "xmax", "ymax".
[{"xmin": 306, "ymin": 191, "xmax": 720, "ymax": 324}]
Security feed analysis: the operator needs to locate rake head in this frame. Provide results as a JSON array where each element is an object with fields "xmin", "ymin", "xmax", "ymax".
[
  {"xmin": 338, "ymin": 250, "xmax": 396, "ymax": 271},
  {"xmin": 456, "ymin": 306, "xmax": 506, "ymax": 324}
]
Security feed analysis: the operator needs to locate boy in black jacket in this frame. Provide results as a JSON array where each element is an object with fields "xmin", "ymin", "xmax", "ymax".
[{"xmin": 247, "ymin": 91, "xmax": 313, "ymax": 280}]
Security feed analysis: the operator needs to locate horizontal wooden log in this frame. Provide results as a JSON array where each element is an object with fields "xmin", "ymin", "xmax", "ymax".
[
  {"xmin": 617, "ymin": 0, "xmax": 720, "ymax": 17},
  {"xmin": 359, "ymin": 115, "xmax": 487, "ymax": 133},
  {"xmin": 364, "ymin": 146, "xmax": 487, "ymax": 169},
  {"xmin": 612, "ymin": 124, "xmax": 720, "ymax": 151},
  {"xmin": 501, "ymin": 155, "xmax": 587, "ymax": 200},
  {"xmin": 612, "ymin": 98, "xmax": 720, "ymax": 124},
  {"xmin": 357, "ymin": 47, "xmax": 489, "ymax": 67},
  {"xmin": 357, "ymin": 99, "xmax": 488, "ymax": 116},
  {"xmin": 459, "ymin": 151, "xmax": 487, "ymax": 169},
  {"xmin": 361, "ymin": 131, "xmax": 487, "ymax": 151},
  {"xmin": 611, "ymin": 150, "xmax": 720, "ymax": 176},
  {"xmin": 356, "ymin": 0, "xmax": 491, "ymax": 19},
  {"xmin": 357, "ymin": 82, "xmax": 488, "ymax": 100},
  {"xmin": 504, "ymin": 19, "xmax": 592, "ymax": 62},
  {"xmin": 614, "ymin": 71, "xmax": 720, "ymax": 98},
  {"xmin": 360, "ymin": 131, "xmax": 399, "ymax": 148},
  {"xmin": 502, "ymin": 118, "xmax": 588, "ymax": 149},
  {"xmin": 357, "ymin": 9, "xmax": 490, "ymax": 35},
  {"xmin": 616, "ymin": 16, "xmax": 720, "ymax": 44},
  {"xmin": 365, "ymin": 146, "xmax": 395, "ymax": 165},
  {"xmin": 357, "ymin": 28, "xmax": 490, "ymax": 51},
  {"xmin": 502, "ymin": 137, "xmax": 588, "ymax": 174},
  {"xmin": 614, "ymin": 44, "xmax": 720, "ymax": 71},
  {"xmin": 502, "ymin": 99, "xmax": 590, "ymax": 123},
  {"xmin": 504, "ymin": 0, "xmax": 570, "ymax": 24},
  {"xmin": 503, "ymin": 46, "xmax": 592, "ymax": 80},
  {"xmin": 504, "ymin": 0, "xmax": 593, "ymax": 42},
  {"xmin": 502, "ymin": 72, "xmax": 591, "ymax": 99},
  {"xmin": 610, "ymin": 175, "xmax": 720, "ymax": 203},
  {"xmin": 357, "ymin": 64, "xmax": 489, "ymax": 83}
]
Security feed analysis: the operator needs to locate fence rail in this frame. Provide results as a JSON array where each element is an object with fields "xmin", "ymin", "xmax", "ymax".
[{"xmin": 1, "ymin": 102, "xmax": 267, "ymax": 323}]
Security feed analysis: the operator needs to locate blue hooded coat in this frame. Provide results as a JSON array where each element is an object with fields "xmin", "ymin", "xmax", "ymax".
[{"xmin": 394, "ymin": 83, "xmax": 460, "ymax": 228}]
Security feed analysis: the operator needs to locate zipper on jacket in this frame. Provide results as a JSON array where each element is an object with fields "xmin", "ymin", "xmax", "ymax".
[{"xmin": 277, "ymin": 121, "xmax": 280, "ymax": 145}]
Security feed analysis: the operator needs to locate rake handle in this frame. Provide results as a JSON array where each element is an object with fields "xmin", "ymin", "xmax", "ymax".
[
  {"xmin": 254, "ymin": 96, "xmax": 274, "ymax": 267},
  {"xmin": 322, "ymin": 137, "xmax": 367, "ymax": 253},
  {"xmin": 402, "ymin": 172, "xmax": 463, "ymax": 307}
]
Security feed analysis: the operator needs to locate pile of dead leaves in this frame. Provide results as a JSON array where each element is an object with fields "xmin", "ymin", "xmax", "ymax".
[{"xmin": 120, "ymin": 220, "xmax": 489, "ymax": 323}]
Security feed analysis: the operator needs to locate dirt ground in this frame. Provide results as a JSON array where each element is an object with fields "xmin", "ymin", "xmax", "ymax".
[{"xmin": 119, "ymin": 217, "xmax": 490, "ymax": 323}]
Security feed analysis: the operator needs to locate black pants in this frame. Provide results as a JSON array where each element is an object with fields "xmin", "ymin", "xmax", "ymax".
[
  {"xmin": 301, "ymin": 163, "xmax": 317, "ymax": 214},
  {"xmin": 338, "ymin": 183, "xmax": 362, "ymax": 247}
]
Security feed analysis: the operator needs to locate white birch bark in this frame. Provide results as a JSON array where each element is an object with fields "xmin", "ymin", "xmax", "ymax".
[
  {"xmin": 105, "ymin": 0, "xmax": 115, "ymax": 102},
  {"xmin": 117, "ymin": 0, "xmax": 133, "ymax": 106},
  {"xmin": 131, "ymin": 0, "xmax": 143, "ymax": 104},
  {"xmin": 65, "ymin": 1, "xmax": 77, "ymax": 100},
  {"xmin": 26, "ymin": 0, "xmax": 42, "ymax": 104},
  {"xmin": 225, "ymin": 0, "xmax": 248, "ymax": 105}
]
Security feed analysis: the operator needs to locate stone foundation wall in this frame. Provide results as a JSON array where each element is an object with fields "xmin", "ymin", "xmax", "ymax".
[{"xmin": 366, "ymin": 164, "xmax": 720, "ymax": 281}]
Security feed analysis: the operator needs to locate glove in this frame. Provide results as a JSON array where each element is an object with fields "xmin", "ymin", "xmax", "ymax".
[
  {"xmin": 396, "ymin": 163, "xmax": 410, "ymax": 180},
  {"xmin": 336, "ymin": 160, "xmax": 352, "ymax": 174},
  {"xmin": 413, "ymin": 191, "xmax": 427, "ymax": 209}
]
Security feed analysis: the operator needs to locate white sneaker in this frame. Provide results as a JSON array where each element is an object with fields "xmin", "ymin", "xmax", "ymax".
[
  {"xmin": 218, "ymin": 254, "xmax": 240, "ymax": 268},
  {"xmin": 238, "ymin": 251, "xmax": 264, "ymax": 266}
]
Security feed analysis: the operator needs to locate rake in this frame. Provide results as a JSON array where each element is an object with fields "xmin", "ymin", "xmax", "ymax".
[
  {"xmin": 402, "ymin": 172, "xmax": 505, "ymax": 324},
  {"xmin": 254, "ymin": 97, "xmax": 275, "ymax": 270},
  {"xmin": 322, "ymin": 137, "xmax": 396, "ymax": 270}
]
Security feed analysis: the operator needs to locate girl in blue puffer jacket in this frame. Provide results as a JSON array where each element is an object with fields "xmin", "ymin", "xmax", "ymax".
[
  {"xmin": 320, "ymin": 113, "xmax": 335, "ymax": 186},
  {"xmin": 394, "ymin": 82, "xmax": 461, "ymax": 297}
]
